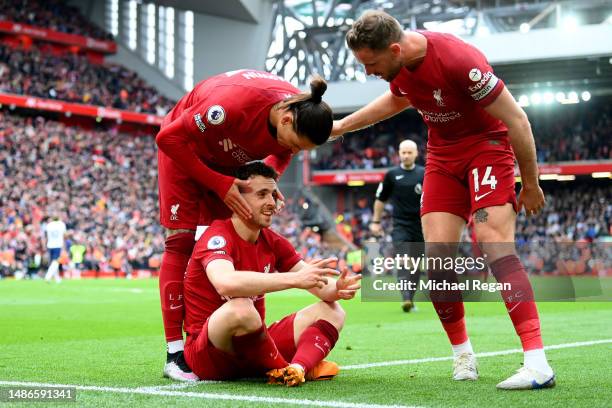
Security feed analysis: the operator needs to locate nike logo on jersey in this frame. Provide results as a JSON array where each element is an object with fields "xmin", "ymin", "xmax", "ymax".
[
  {"xmin": 474, "ymin": 191, "xmax": 493, "ymax": 201},
  {"xmin": 395, "ymin": 175, "xmax": 404, "ymax": 180},
  {"xmin": 169, "ymin": 304, "xmax": 182, "ymax": 310}
]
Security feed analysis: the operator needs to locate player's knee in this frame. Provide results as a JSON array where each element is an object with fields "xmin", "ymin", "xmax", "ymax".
[
  {"xmin": 425, "ymin": 242, "xmax": 456, "ymax": 259},
  {"xmin": 224, "ymin": 298, "xmax": 262, "ymax": 333},
  {"xmin": 474, "ymin": 228, "xmax": 516, "ymax": 263},
  {"xmin": 474, "ymin": 224, "xmax": 502, "ymax": 243},
  {"xmin": 319, "ymin": 301, "xmax": 346, "ymax": 331}
]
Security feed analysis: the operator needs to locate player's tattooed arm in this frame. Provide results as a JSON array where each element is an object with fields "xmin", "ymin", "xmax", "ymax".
[{"xmin": 474, "ymin": 208, "xmax": 488, "ymax": 223}]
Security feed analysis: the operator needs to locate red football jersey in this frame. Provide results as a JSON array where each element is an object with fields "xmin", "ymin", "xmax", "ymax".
[
  {"xmin": 163, "ymin": 69, "xmax": 301, "ymax": 174},
  {"xmin": 390, "ymin": 31, "xmax": 508, "ymax": 157},
  {"xmin": 183, "ymin": 219, "xmax": 302, "ymax": 336}
]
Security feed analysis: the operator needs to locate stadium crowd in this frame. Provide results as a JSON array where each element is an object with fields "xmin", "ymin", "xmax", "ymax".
[
  {"xmin": 313, "ymin": 99, "xmax": 612, "ymax": 170},
  {"xmin": 0, "ymin": 0, "xmax": 113, "ymax": 41},
  {"xmin": 0, "ymin": 43, "xmax": 175, "ymax": 115},
  {"xmin": 0, "ymin": 112, "xmax": 337, "ymax": 278},
  {"xmin": 1, "ymin": 109, "xmax": 608, "ymax": 278},
  {"xmin": 0, "ymin": 112, "xmax": 164, "ymax": 278},
  {"xmin": 342, "ymin": 182, "xmax": 611, "ymax": 275}
]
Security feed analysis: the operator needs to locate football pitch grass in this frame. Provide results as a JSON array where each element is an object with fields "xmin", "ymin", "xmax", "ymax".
[{"xmin": 1, "ymin": 278, "xmax": 611, "ymax": 407}]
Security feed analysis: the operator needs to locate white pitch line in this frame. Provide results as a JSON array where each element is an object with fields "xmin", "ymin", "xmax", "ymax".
[
  {"xmin": 0, "ymin": 381, "xmax": 421, "ymax": 408},
  {"xmin": 342, "ymin": 338, "xmax": 612, "ymax": 370},
  {"xmin": 137, "ymin": 381, "xmax": 220, "ymax": 391},
  {"xmin": 3, "ymin": 338, "xmax": 610, "ymax": 407}
]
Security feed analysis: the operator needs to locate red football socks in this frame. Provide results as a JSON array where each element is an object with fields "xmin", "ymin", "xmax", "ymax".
[
  {"xmin": 490, "ymin": 254, "xmax": 543, "ymax": 351},
  {"xmin": 432, "ymin": 301, "xmax": 469, "ymax": 345},
  {"xmin": 232, "ymin": 326, "xmax": 288, "ymax": 369},
  {"xmin": 291, "ymin": 320, "xmax": 339, "ymax": 372},
  {"xmin": 159, "ymin": 232, "xmax": 195, "ymax": 342},
  {"xmin": 429, "ymin": 263, "xmax": 469, "ymax": 346}
]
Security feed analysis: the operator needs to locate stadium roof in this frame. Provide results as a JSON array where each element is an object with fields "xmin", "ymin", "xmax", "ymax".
[{"xmin": 154, "ymin": 0, "xmax": 260, "ymax": 23}]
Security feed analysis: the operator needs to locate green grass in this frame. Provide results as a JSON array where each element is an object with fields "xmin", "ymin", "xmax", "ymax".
[{"xmin": 0, "ymin": 279, "xmax": 611, "ymax": 407}]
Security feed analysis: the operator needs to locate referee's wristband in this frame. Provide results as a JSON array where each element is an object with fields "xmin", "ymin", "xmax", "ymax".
[{"xmin": 370, "ymin": 221, "xmax": 381, "ymax": 224}]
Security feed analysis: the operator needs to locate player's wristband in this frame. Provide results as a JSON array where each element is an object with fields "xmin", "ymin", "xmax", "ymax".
[{"xmin": 370, "ymin": 221, "xmax": 381, "ymax": 224}]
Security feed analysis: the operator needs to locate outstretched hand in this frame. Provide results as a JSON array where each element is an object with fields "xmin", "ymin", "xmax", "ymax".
[
  {"xmin": 274, "ymin": 189, "xmax": 286, "ymax": 214},
  {"xmin": 335, "ymin": 267, "xmax": 361, "ymax": 300},
  {"xmin": 293, "ymin": 258, "xmax": 340, "ymax": 290}
]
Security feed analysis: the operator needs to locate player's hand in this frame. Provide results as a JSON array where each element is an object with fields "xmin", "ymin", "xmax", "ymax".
[
  {"xmin": 274, "ymin": 189, "xmax": 286, "ymax": 214},
  {"xmin": 292, "ymin": 258, "xmax": 339, "ymax": 290},
  {"xmin": 335, "ymin": 267, "xmax": 361, "ymax": 300},
  {"xmin": 223, "ymin": 178, "xmax": 252, "ymax": 220},
  {"xmin": 518, "ymin": 183, "xmax": 546, "ymax": 216},
  {"xmin": 369, "ymin": 222, "xmax": 383, "ymax": 236}
]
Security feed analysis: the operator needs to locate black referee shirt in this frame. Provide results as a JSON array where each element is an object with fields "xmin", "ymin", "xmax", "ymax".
[{"xmin": 376, "ymin": 165, "xmax": 425, "ymax": 233}]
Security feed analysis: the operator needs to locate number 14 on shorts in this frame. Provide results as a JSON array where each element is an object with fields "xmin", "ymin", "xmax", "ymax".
[{"xmin": 472, "ymin": 166, "xmax": 497, "ymax": 195}]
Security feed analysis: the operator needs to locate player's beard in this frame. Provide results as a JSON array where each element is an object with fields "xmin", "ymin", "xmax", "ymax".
[{"xmin": 383, "ymin": 59, "xmax": 403, "ymax": 82}]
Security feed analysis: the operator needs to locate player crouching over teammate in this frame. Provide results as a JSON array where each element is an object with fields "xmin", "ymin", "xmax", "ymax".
[{"xmin": 182, "ymin": 162, "xmax": 361, "ymax": 386}]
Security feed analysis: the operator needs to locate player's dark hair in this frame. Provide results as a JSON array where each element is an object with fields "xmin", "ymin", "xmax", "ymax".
[
  {"xmin": 277, "ymin": 75, "xmax": 332, "ymax": 145},
  {"xmin": 235, "ymin": 161, "xmax": 279, "ymax": 181},
  {"xmin": 346, "ymin": 10, "xmax": 403, "ymax": 51}
]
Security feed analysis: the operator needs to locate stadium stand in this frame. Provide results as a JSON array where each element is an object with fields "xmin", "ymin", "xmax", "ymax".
[
  {"xmin": 0, "ymin": 1, "xmax": 608, "ymax": 279},
  {"xmin": 0, "ymin": 111, "xmax": 336, "ymax": 278},
  {"xmin": 0, "ymin": 0, "xmax": 113, "ymax": 41},
  {"xmin": 339, "ymin": 181, "xmax": 611, "ymax": 275},
  {"xmin": 0, "ymin": 43, "xmax": 174, "ymax": 115},
  {"xmin": 344, "ymin": 182, "xmax": 611, "ymax": 244},
  {"xmin": 313, "ymin": 98, "xmax": 612, "ymax": 170},
  {"xmin": 0, "ymin": 111, "xmax": 164, "ymax": 278}
]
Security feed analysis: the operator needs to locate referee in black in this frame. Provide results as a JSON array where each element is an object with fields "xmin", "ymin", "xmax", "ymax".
[{"xmin": 370, "ymin": 139, "xmax": 424, "ymax": 312}]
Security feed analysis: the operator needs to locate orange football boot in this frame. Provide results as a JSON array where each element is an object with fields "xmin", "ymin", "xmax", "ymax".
[{"xmin": 305, "ymin": 360, "xmax": 339, "ymax": 381}]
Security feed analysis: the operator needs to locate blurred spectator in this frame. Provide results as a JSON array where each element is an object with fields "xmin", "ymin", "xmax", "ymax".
[
  {"xmin": 68, "ymin": 233, "xmax": 86, "ymax": 278},
  {"xmin": 515, "ymin": 183, "xmax": 611, "ymax": 243},
  {"xmin": 0, "ymin": 0, "xmax": 113, "ymax": 41},
  {"xmin": 0, "ymin": 44, "xmax": 174, "ymax": 115},
  {"xmin": 270, "ymin": 197, "xmax": 337, "ymax": 261}
]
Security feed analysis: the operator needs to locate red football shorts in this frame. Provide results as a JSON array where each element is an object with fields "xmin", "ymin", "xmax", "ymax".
[
  {"xmin": 158, "ymin": 150, "xmax": 232, "ymax": 230},
  {"xmin": 184, "ymin": 313, "xmax": 297, "ymax": 380},
  {"xmin": 421, "ymin": 138, "xmax": 518, "ymax": 221}
]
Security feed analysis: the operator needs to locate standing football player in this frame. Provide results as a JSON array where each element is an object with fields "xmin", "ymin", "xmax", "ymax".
[
  {"xmin": 333, "ymin": 10, "xmax": 554, "ymax": 390},
  {"xmin": 156, "ymin": 69, "xmax": 333, "ymax": 381}
]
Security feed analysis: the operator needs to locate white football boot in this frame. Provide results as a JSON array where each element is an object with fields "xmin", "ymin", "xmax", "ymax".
[
  {"xmin": 163, "ymin": 351, "xmax": 199, "ymax": 382},
  {"xmin": 496, "ymin": 366, "xmax": 556, "ymax": 390},
  {"xmin": 452, "ymin": 352, "xmax": 479, "ymax": 381}
]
